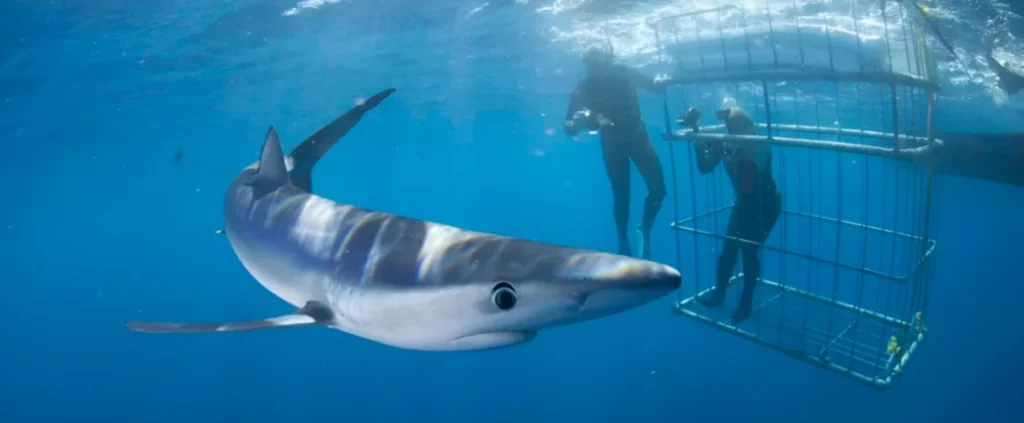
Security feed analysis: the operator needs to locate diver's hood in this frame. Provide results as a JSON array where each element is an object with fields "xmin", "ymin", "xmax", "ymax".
[{"xmin": 720, "ymin": 96, "xmax": 738, "ymax": 111}]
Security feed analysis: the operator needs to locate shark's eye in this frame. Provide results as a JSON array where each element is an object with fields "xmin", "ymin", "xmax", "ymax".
[{"xmin": 491, "ymin": 281, "xmax": 517, "ymax": 311}]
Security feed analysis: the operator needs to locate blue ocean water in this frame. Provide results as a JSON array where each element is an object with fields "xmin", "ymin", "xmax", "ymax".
[{"xmin": 2, "ymin": 0, "xmax": 1023, "ymax": 422}]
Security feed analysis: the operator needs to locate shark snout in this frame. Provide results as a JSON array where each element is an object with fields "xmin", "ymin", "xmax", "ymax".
[
  {"xmin": 576, "ymin": 254, "xmax": 681, "ymax": 289},
  {"xmin": 567, "ymin": 254, "xmax": 682, "ymax": 316},
  {"xmin": 633, "ymin": 260, "xmax": 682, "ymax": 290}
]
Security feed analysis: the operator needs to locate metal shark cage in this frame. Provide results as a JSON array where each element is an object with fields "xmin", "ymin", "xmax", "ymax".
[{"xmin": 649, "ymin": 1, "xmax": 939, "ymax": 390}]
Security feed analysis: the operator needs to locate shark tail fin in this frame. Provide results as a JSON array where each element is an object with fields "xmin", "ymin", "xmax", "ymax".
[
  {"xmin": 126, "ymin": 301, "xmax": 334, "ymax": 334},
  {"xmin": 986, "ymin": 36, "xmax": 1003, "ymax": 67},
  {"xmin": 984, "ymin": 37, "xmax": 1022, "ymax": 95},
  {"xmin": 288, "ymin": 88, "xmax": 396, "ymax": 193},
  {"xmin": 246, "ymin": 126, "xmax": 290, "ymax": 198}
]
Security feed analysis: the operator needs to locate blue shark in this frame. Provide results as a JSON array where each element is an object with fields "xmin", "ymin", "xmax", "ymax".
[
  {"xmin": 126, "ymin": 88, "xmax": 682, "ymax": 351},
  {"xmin": 987, "ymin": 38, "xmax": 1024, "ymax": 97}
]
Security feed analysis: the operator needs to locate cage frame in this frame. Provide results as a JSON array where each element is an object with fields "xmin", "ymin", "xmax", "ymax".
[
  {"xmin": 647, "ymin": 0, "xmax": 940, "ymax": 391},
  {"xmin": 671, "ymin": 205, "xmax": 938, "ymax": 283},
  {"xmin": 672, "ymin": 273, "xmax": 926, "ymax": 390}
]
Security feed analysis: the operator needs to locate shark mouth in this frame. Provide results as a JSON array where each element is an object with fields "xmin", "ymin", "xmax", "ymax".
[{"xmin": 449, "ymin": 331, "xmax": 539, "ymax": 351}]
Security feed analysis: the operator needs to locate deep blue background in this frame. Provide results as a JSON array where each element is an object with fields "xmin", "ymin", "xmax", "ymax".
[{"xmin": 2, "ymin": 1, "xmax": 1023, "ymax": 422}]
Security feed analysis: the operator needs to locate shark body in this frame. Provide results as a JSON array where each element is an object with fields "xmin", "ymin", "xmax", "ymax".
[
  {"xmin": 987, "ymin": 38, "xmax": 1024, "ymax": 96},
  {"xmin": 127, "ymin": 88, "xmax": 681, "ymax": 351}
]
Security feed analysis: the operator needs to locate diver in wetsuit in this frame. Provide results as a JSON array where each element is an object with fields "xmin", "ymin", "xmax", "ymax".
[
  {"xmin": 683, "ymin": 103, "xmax": 782, "ymax": 322},
  {"xmin": 563, "ymin": 46, "xmax": 668, "ymax": 258}
]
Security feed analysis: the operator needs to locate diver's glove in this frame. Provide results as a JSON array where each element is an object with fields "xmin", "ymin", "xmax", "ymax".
[
  {"xmin": 571, "ymin": 109, "xmax": 613, "ymax": 132},
  {"xmin": 563, "ymin": 111, "xmax": 589, "ymax": 136},
  {"xmin": 679, "ymin": 107, "xmax": 701, "ymax": 131}
]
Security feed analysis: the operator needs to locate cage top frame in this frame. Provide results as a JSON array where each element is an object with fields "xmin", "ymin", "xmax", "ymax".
[{"xmin": 646, "ymin": 1, "xmax": 940, "ymax": 93}]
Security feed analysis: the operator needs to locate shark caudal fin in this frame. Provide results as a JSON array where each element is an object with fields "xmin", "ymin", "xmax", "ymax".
[
  {"xmin": 288, "ymin": 88, "xmax": 396, "ymax": 193},
  {"xmin": 126, "ymin": 301, "xmax": 334, "ymax": 334},
  {"xmin": 985, "ymin": 38, "xmax": 1024, "ymax": 96},
  {"xmin": 247, "ymin": 126, "xmax": 290, "ymax": 199}
]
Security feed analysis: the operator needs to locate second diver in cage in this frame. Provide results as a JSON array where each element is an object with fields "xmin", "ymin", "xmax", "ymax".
[{"xmin": 680, "ymin": 99, "xmax": 782, "ymax": 323}]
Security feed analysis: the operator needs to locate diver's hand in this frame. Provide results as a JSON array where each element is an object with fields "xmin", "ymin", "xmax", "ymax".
[{"xmin": 563, "ymin": 120, "xmax": 577, "ymax": 136}]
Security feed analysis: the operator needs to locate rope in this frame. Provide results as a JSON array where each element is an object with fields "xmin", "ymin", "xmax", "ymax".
[
  {"xmin": 822, "ymin": 10, "xmax": 843, "ymax": 362},
  {"xmin": 917, "ymin": 92, "xmax": 937, "ymax": 319},
  {"xmin": 791, "ymin": 0, "xmax": 811, "ymax": 353},
  {"xmin": 849, "ymin": 0, "xmax": 872, "ymax": 376},
  {"xmin": 679, "ymin": 17, "xmax": 703, "ymax": 299},
  {"xmin": 652, "ymin": 23, "xmax": 683, "ymax": 305},
  {"xmin": 666, "ymin": 101, "xmax": 683, "ymax": 299}
]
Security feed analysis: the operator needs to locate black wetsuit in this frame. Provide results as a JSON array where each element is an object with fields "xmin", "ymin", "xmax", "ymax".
[
  {"xmin": 694, "ymin": 113, "xmax": 782, "ymax": 318},
  {"xmin": 564, "ymin": 64, "xmax": 666, "ymax": 257}
]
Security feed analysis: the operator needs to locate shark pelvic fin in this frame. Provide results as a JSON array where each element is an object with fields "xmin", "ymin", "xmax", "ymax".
[
  {"xmin": 247, "ymin": 126, "xmax": 290, "ymax": 199},
  {"xmin": 288, "ymin": 88, "xmax": 396, "ymax": 193},
  {"xmin": 125, "ymin": 301, "xmax": 334, "ymax": 334}
]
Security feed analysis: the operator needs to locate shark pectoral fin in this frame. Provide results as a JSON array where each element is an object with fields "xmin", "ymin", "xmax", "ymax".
[
  {"xmin": 126, "ymin": 301, "xmax": 334, "ymax": 334},
  {"xmin": 247, "ymin": 126, "xmax": 290, "ymax": 199},
  {"xmin": 126, "ymin": 314, "xmax": 317, "ymax": 333},
  {"xmin": 287, "ymin": 88, "xmax": 396, "ymax": 193}
]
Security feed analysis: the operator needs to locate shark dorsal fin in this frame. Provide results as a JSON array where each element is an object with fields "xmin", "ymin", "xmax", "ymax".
[{"xmin": 248, "ymin": 126, "xmax": 290, "ymax": 198}]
